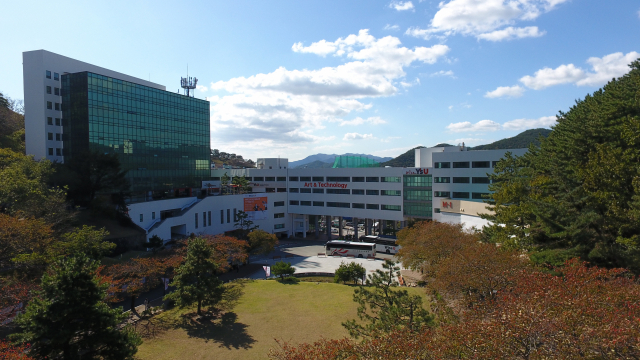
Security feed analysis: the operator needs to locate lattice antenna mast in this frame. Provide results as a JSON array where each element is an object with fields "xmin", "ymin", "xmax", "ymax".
[{"xmin": 180, "ymin": 65, "xmax": 198, "ymax": 97}]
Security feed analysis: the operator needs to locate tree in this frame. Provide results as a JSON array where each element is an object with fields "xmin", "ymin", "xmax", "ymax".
[
  {"xmin": 0, "ymin": 340, "xmax": 34, "ymax": 360},
  {"xmin": 271, "ymin": 261, "xmax": 296, "ymax": 279},
  {"xmin": 232, "ymin": 175, "xmax": 250, "ymax": 194},
  {"xmin": 0, "ymin": 214, "xmax": 54, "ymax": 273},
  {"xmin": 203, "ymin": 234, "xmax": 248, "ymax": 273},
  {"xmin": 342, "ymin": 260, "xmax": 433, "ymax": 338},
  {"xmin": 334, "ymin": 261, "xmax": 366, "ymax": 285},
  {"xmin": 247, "ymin": 229, "xmax": 278, "ymax": 256},
  {"xmin": 234, "ymin": 210, "xmax": 258, "ymax": 240},
  {"xmin": 11, "ymin": 255, "xmax": 141, "ymax": 360},
  {"xmin": 164, "ymin": 237, "xmax": 224, "ymax": 315},
  {"xmin": 144, "ymin": 234, "xmax": 164, "ymax": 254},
  {"xmin": 220, "ymin": 172, "xmax": 230, "ymax": 194}
]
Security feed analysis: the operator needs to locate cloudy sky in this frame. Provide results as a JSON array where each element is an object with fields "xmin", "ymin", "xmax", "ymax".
[{"xmin": 1, "ymin": 0, "xmax": 639, "ymax": 161}]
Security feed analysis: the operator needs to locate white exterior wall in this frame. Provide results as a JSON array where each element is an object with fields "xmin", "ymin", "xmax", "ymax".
[
  {"xmin": 435, "ymin": 212, "xmax": 490, "ymax": 231},
  {"xmin": 22, "ymin": 50, "xmax": 164, "ymax": 161}
]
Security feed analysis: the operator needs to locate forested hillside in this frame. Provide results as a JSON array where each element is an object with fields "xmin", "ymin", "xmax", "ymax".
[{"xmin": 471, "ymin": 128, "xmax": 552, "ymax": 150}]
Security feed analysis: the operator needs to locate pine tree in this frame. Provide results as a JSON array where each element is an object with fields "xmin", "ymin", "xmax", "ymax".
[
  {"xmin": 164, "ymin": 237, "xmax": 224, "ymax": 315},
  {"xmin": 11, "ymin": 255, "xmax": 141, "ymax": 360}
]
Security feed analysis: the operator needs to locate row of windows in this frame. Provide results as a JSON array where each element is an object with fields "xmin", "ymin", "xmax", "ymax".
[
  {"xmin": 47, "ymin": 148, "xmax": 62, "ymax": 156},
  {"xmin": 403, "ymin": 175, "xmax": 432, "ymax": 187},
  {"xmin": 252, "ymin": 176, "xmax": 287, "ymax": 182},
  {"xmin": 433, "ymin": 192, "xmax": 490, "ymax": 199},
  {"xmin": 47, "ymin": 117, "xmax": 61, "ymax": 126},
  {"xmin": 46, "ymin": 101, "xmax": 60, "ymax": 110},
  {"xmin": 288, "ymin": 201, "xmax": 400, "ymax": 211},
  {"xmin": 46, "ymin": 86, "xmax": 61, "ymax": 96},
  {"xmin": 403, "ymin": 203, "xmax": 432, "ymax": 217},
  {"xmin": 434, "ymin": 177, "xmax": 490, "ymax": 184},
  {"xmin": 45, "ymin": 70, "xmax": 60, "ymax": 81},
  {"xmin": 47, "ymin": 132, "xmax": 62, "ymax": 141},
  {"xmin": 434, "ymin": 161, "xmax": 499, "ymax": 169},
  {"xmin": 288, "ymin": 188, "xmax": 401, "ymax": 196},
  {"xmin": 287, "ymin": 176, "xmax": 400, "ymax": 183}
]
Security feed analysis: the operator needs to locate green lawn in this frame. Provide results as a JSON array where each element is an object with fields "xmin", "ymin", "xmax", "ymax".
[{"xmin": 136, "ymin": 280, "xmax": 428, "ymax": 360}]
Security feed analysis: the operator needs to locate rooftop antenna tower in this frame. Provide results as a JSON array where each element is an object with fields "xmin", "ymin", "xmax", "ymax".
[{"xmin": 180, "ymin": 65, "xmax": 198, "ymax": 97}]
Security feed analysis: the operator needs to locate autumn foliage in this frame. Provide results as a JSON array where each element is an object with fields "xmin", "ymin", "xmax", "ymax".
[{"xmin": 0, "ymin": 340, "xmax": 33, "ymax": 360}]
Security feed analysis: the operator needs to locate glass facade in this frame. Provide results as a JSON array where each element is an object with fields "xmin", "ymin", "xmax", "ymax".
[
  {"xmin": 403, "ymin": 174, "xmax": 432, "ymax": 218},
  {"xmin": 62, "ymin": 72, "xmax": 210, "ymax": 199}
]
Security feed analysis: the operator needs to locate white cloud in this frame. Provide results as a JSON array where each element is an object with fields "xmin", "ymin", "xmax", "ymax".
[
  {"xmin": 390, "ymin": 1, "xmax": 414, "ymax": 11},
  {"xmin": 405, "ymin": 0, "xmax": 567, "ymax": 40},
  {"xmin": 384, "ymin": 24, "xmax": 400, "ymax": 31},
  {"xmin": 429, "ymin": 70, "xmax": 455, "ymax": 77},
  {"xmin": 196, "ymin": 85, "xmax": 208, "ymax": 92},
  {"xmin": 485, "ymin": 85, "xmax": 525, "ymax": 98},
  {"xmin": 343, "ymin": 132, "xmax": 374, "ymax": 140},
  {"xmin": 476, "ymin": 26, "xmax": 545, "ymax": 41},
  {"xmin": 339, "ymin": 116, "xmax": 387, "ymax": 126},
  {"xmin": 448, "ymin": 105, "xmax": 454, "ymax": 110},
  {"xmin": 502, "ymin": 116, "xmax": 556, "ymax": 130},
  {"xmin": 209, "ymin": 30, "xmax": 449, "ymax": 153},
  {"xmin": 447, "ymin": 120, "xmax": 501, "ymax": 133},
  {"xmin": 518, "ymin": 51, "xmax": 640, "ymax": 90}
]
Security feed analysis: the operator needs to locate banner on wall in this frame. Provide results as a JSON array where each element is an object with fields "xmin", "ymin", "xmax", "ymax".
[{"xmin": 244, "ymin": 195, "xmax": 268, "ymax": 220}]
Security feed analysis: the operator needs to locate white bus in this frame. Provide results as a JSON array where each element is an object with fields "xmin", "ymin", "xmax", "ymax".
[
  {"xmin": 362, "ymin": 235, "xmax": 401, "ymax": 255},
  {"xmin": 325, "ymin": 241, "xmax": 376, "ymax": 258}
]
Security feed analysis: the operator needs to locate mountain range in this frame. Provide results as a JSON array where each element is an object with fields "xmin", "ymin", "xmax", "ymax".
[{"xmin": 289, "ymin": 153, "xmax": 392, "ymax": 169}]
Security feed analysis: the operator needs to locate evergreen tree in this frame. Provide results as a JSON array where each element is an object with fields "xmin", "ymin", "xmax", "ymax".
[
  {"xmin": 271, "ymin": 261, "xmax": 296, "ymax": 279},
  {"xmin": 234, "ymin": 210, "xmax": 258, "ymax": 240},
  {"xmin": 164, "ymin": 237, "xmax": 224, "ymax": 315},
  {"xmin": 342, "ymin": 260, "xmax": 433, "ymax": 338},
  {"xmin": 220, "ymin": 172, "xmax": 230, "ymax": 194},
  {"xmin": 11, "ymin": 255, "xmax": 141, "ymax": 360}
]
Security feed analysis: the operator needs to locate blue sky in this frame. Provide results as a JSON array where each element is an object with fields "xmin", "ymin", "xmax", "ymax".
[{"xmin": 1, "ymin": 0, "xmax": 639, "ymax": 161}]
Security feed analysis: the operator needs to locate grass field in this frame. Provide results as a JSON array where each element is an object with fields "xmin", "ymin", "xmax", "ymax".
[{"xmin": 136, "ymin": 280, "xmax": 428, "ymax": 360}]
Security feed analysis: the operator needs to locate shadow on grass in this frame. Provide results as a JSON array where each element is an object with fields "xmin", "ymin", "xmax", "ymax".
[{"xmin": 177, "ymin": 312, "xmax": 256, "ymax": 350}]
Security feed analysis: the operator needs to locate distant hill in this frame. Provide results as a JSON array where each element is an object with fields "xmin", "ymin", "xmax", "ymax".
[
  {"xmin": 290, "ymin": 153, "xmax": 392, "ymax": 168},
  {"xmin": 295, "ymin": 160, "xmax": 334, "ymax": 169},
  {"xmin": 471, "ymin": 128, "xmax": 552, "ymax": 150},
  {"xmin": 380, "ymin": 146, "xmax": 425, "ymax": 167}
]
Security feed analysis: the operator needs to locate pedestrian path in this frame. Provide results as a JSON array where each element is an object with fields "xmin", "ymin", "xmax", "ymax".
[{"xmin": 248, "ymin": 254, "xmax": 386, "ymax": 279}]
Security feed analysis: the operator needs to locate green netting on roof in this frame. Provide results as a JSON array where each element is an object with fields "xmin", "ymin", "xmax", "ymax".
[{"xmin": 332, "ymin": 156, "xmax": 381, "ymax": 168}]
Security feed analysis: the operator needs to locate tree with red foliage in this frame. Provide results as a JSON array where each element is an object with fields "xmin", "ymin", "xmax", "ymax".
[
  {"xmin": 201, "ymin": 234, "xmax": 248, "ymax": 272},
  {"xmin": 0, "ymin": 278, "xmax": 39, "ymax": 326},
  {"xmin": 0, "ymin": 340, "xmax": 33, "ymax": 360}
]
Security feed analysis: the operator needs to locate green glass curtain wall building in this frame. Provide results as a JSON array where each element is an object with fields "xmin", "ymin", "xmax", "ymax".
[{"xmin": 62, "ymin": 72, "xmax": 210, "ymax": 199}]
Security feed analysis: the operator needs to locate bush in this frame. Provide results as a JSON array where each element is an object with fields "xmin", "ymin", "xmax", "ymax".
[
  {"xmin": 334, "ymin": 261, "xmax": 366, "ymax": 285},
  {"xmin": 277, "ymin": 276, "xmax": 300, "ymax": 284},
  {"xmin": 272, "ymin": 261, "xmax": 296, "ymax": 279}
]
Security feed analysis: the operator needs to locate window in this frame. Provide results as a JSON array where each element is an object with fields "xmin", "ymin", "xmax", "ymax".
[
  {"xmin": 326, "ymin": 189, "xmax": 350, "ymax": 194},
  {"xmin": 436, "ymin": 191, "xmax": 452, "ymax": 197},
  {"xmin": 381, "ymin": 177, "xmax": 401, "ymax": 183},
  {"xmin": 381, "ymin": 205, "xmax": 401, "ymax": 211},
  {"xmin": 54, "ymin": 103, "xmax": 60, "ymax": 111},
  {"xmin": 312, "ymin": 176, "xmax": 324, "ymax": 181},
  {"xmin": 244, "ymin": 177, "xmax": 252, "ymax": 181},
  {"xmin": 472, "ymin": 192, "xmax": 490, "ymax": 199},
  {"xmin": 404, "ymin": 203, "xmax": 432, "ymax": 217},
  {"xmin": 195, "ymin": 213, "xmax": 198, "ymax": 229},
  {"xmin": 152, "ymin": 212, "xmax": 156, "ymax": 220},
  {"xmin": 55, "ymin": 118, "xmax": 60, "ymax": 126},
  {"xmin": 274, "ymin": 201, "xmax": 285, "ymax": 207},
  {"xmin": 54, "ymin": 87, "xmax": 60, "ymax": 96},
  {"xmin": 289, "ymin": 176, "xmax": 299, "ymax": 181},
  {"xmin": 366, "ymin": 177, "xmax": 379, "ymax": 182},
  {"xmin": 492, "ymin": 161, "xmax": 500, "ymax": 168},
  {"xmin": 202, "ymin": 212, "xmax": 206, "ymax": 227},
  {"xmin": 327, "ymin": 176, "xmax": 350, "ymax": 182},
  {"xmin": 46, "ymin": 86, "xmax": 52, "ymax": 94},
  {"xmin": 140, "ymin": 214, "xmax": 144, "ymax": 222},
  {"xmin": 289, "ymin": 188, "xmax": 299, "ymax": 193},
  {"xmin": 227, "ymin": 209, "xmax": 231, "ymax": 223},
  {"xmin": 327, "ymin": 202, "xmax": 350, "ymax": 208},
  {"xmin": 472, "ymin": 177, "xmax": 490, "ymax": 184},
  {"xmin": 452, "ymin": 192, "xmax": 470, "ymax": 199},
  {"xmin": 313, "ymin": 201, "xmax": 324, "ymax": 207},
  {"xmin": 46, "ymin": 70, "xmax": 51, "ymax": 79},
  {"xmin": 300, "ymin": 188, "xmax": 311, "ymax": 193},
  {"xmin": 352, "ymin": 189, "xmax": 365, "ymax": 195},
  {"xmin": 472, "ymin": 161, "xmax": 490, "ymax": 168},
  {"xmin": 53, "ymin": 72, "xmax": 59, "ymax": 81},
  {"xmin": 453, "ymin": 161, "xmax": 470, "ymax": 168},
  {"xmin": 366, "ymin": 190, "xmax": 379, "ymax": 195},
  {"xmin": 55, "ymin": 133, "xmax": 61, "ymax": 141},
  {"xmin": 221, "ymin": 210, "xmax": 224, "ymax": 224},
  {"xmin": 434, "ymin": 162, "xmax": 450, "ymax": 168},
  {"xmin": 366, "ymin": 204, "xmax": 379, "ymax": 210},
  {"xmin": 290, "ymin": 200, "xmax": 299, "ymax": 206},
  {"xmin": 300, "ymin": 201, "xmax": 311, "ymax": 206},
  {"xmin": 265, "ymin": 177, "xmax": 275, "ymax": 181},
  {"xmin": 277, "ymin": 188, "xmax": 287, "ymax": 192},
  {"xmin": 313, "ymin": 189, "xmax": 324, "ymax": 194},
  {"xmin": 56, "ymin": 148, "xmax": 62, "ymax": 156},
  {"xmin": 274, "ymin": 213, "xmax": 285, "ymax": 218},
  {"xmin": 434, "ymin": 177, "xmax": 450, "ymax": 183},
  {"xmin": 211, "ymin": 177, "xmax": 221, "ymax": 181},
  {"xmin": 47, "ymin": 117, "xmax": 53, "ymax": 125},
  {"xmin": 404, "ymin": 175, "xmax": 432, "ymax": 187},
  {"xmin": 266, "ymin": 188, "xmax": 275, "ymax": 193},
  {"xmin": 48, "ymin": 148, "xmax": 53, "ymax": 156},
  {"xmin": 300, "ymin": 176, "xmax": 311, "ymax": 181},
  {"xmin": 274, "ymin": 224, "xmax": 285, "ymax": 230},
  {"xmin": 352, "ymin": 177, "xmax": 364, "ymax": 182},
  {"xmin": 453, "ymin": 177, "xmax": 470, "ymax": 183},
  {"xmin": 434, "ymin": 208, "xmax": 441, "ymax": 213},
  {"xmin": 352, "ymin": 203, "xmax": 365, "ymax": 209},
  {"xmin": 208, "ymin": 211, "xmax": 211, "ymax": 226},
  {"xmin": 404, "ymin": 190, "xmax": 432, "ymax": 201},
  {"xmin": 47, "ymin": 101, "xmax": 52, "ymax": 109},
  {"xmin": 381, "ymin": 190, "xmax": 401, "ymax": 196},
  {"xmin": 277, "ymin": 177, "xmax": 286, "ymax": 181},
  {"xmin": 253, "ymin": 177, "xmax": 264, "ymax": 181},
  {"xmin": 48, "ymin": 132, "xmax": 53, "ymax": 140}
]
